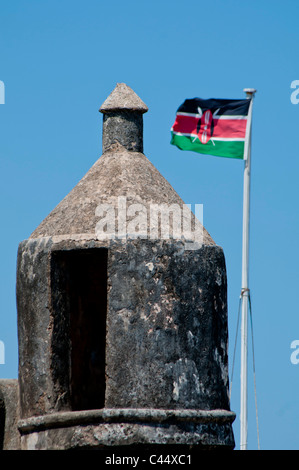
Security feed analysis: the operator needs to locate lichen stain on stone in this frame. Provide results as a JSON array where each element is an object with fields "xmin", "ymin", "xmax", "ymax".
[
  {"xmin": 172, "ymin": 381, "xmax": 179, "ymax": 401},
  {"xmin": 145, "ymin": 262, "xmax": 154, "ymax": 272},
  {"xmin": 171, "ymin": 358, "xmax": 201, "ymax": 402},
  {"xmin": 117, "ymin": 308, "xmax": 134, "ymax": 331},
  {"xmin": 187, "ymin": 330, "xmax": 195, "ymax": 348},
  {"xmin": 215, "ymin": 267, "xmax": 223, "ymax": 286},
  {"xmin": 214, "ymin": 345, "xmax": 229, "ymax": 387},
  {"xmin": 25, "ymin": 432, "xmax": 38, "ymax": 450}
]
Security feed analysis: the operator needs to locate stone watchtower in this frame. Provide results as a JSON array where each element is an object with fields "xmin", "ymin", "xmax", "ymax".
[{"xmin": 0, "ymin": 83, "xmax": 235, "ymax": 450}]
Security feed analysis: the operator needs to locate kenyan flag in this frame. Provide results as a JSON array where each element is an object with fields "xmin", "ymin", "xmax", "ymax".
[{"xmin": 170, "ymin": 98, "xmax": 251, "ymax": 159}]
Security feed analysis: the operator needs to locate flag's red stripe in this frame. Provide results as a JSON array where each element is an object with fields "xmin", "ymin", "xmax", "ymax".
[{"xmin": 172, "ymin": 115, "xmax": 247, "ymax": 139}]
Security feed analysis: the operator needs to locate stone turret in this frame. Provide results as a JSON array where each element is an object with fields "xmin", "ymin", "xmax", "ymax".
[
  {"xmin": 0, "ymin": 83, "xmax": 235, "ymax": 450},
  {"xmin": 100, "ymin": 82, "xmax": 148, "ymax": 153}
]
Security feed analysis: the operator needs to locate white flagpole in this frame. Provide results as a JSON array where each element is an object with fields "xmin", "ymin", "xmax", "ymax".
[{"xmin": 240, "ymin": 88, "xmax": 256, "ymax": 450}]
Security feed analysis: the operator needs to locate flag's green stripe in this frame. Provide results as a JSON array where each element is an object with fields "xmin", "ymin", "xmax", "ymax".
[{"xmin": 170, "ymin": 133, "xmax": 245, "ymax": 160}]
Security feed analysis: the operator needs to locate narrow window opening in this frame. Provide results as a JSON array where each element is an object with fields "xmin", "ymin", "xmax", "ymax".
[{"xmin": 52, "ymin": 248, "xmax": 108, "ymax": 411}]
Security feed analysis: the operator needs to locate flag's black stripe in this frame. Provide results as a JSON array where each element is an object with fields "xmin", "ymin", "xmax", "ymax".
[{"xmin": 177, "ymin": 98, "xmax": 250, "ymax": 117}]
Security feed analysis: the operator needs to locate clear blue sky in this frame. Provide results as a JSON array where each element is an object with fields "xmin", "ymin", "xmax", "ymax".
[{"xmin": 0, "ymin": 0, "xmax": 298, "ymax": 450}]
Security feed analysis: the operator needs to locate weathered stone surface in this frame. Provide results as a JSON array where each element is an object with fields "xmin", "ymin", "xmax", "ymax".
[
  {"xmin": 16, "ymin": 237, "xmax": 230, "ymax": 416},
  {"xmin": 18, "ymin": 408, "xmax": 235, "ymax": 450},
  {"xmin": 100, "ymin": 83, "xmax": 148, "ymax": 114},
  {"xmin": 105, "ymin": 239, "xmax": 230, "ymax": 411},
  {"xmin": 0, "ymin": 379, "xmax": 21, "ymax": 449},
  {"xmin": 100, "ymin": 83, "xmax": 148, "ymax": 152},
  {"xmin": 102, "ymin": 111, "xmax": 144, "ymax": 153},
  {"xmin": 16, "ymin": 237, "xmax": 70, "ymax": 418},
  {"xmin": 29, "ymin": 144, "xmax": 214, "ymax": 245},
  {"xmin": 21, "ymin": 421, "xmax": 235, "ymax": 450}
]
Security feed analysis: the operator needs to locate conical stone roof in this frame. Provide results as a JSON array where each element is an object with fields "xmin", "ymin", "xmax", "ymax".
[
  {"xmin": 100, "ymin": 83, "xmax": 148, "ymax": 114},
  {"xmin": 30, "ymin": 84, "xmax": 214, "ymax": 245}
]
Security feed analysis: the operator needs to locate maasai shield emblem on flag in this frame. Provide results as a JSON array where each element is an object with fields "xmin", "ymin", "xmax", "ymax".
[{"xmin": 170, "ymin": 98, "xmax": 251, "ymax": 159}]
